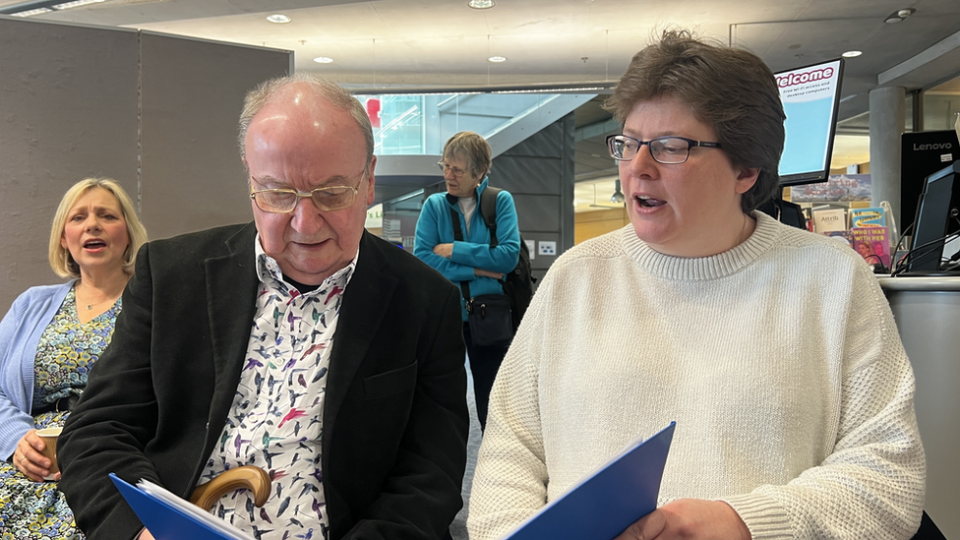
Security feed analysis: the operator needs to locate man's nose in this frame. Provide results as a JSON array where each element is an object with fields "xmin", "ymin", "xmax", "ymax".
[{"xmin": 290, "ymin": 195, "xmax": 324, "ymax": 232}]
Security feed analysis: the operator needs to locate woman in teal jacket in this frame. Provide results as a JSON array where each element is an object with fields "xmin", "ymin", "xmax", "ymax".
[{"xmin": 414, "ymin": 132, "xmax": 520, "ymax": 429}]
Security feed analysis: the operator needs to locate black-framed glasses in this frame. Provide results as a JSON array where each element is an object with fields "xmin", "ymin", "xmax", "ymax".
[
  {"xmin": 250, "ymin": 170, "xmax": 366, "ymax": 213},
  {"xmin": 437, "ymin": 161, "xmax": 467, "ymax": 178},
  {"xmin": 606, "ymin": 135, "xmax": 722, "ymax": 164}
]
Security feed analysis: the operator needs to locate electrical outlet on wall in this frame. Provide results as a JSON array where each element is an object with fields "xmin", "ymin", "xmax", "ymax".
[
  {"xmin": 525, "ymin": 239, "xmax": 536, "ymax": 259},
  {"xmin": 538, "ymin": 241, "xmax": 556, "ymax": 256}
]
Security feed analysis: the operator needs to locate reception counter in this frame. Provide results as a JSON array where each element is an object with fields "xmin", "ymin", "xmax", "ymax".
[{"xmin": 878, "ymin": 276, "xmax": 960, "ymax": 539}]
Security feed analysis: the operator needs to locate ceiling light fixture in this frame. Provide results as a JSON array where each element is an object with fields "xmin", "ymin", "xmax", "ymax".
[
  {"xmin": 841, "ymin": 50, "xmax": 863, "ymax": 58},
  {"xmin": 52, "ymin": 0, "xmax": 106, "ymax": 10},
  {"xmin": 468, "ymin": 0, "xmax": 495, "ymax": 9},
  {"xmin": 266, "ymin": 14, "xmax": 291, "ymax": 23},
  {"xmin": 8, "ymin": 7, "xmax": 53, "ymax": 16},
  {"xmin": 313, "ymin": 57, "xmax": 334, "ymax": 64},
  {"xmin": 488, "ymin": 56, "xmax": 507, "ymax": 63},
  {"xmin": 610, "ymin": 179, "xmax": 625, "ymax": 204},
  {"xmin": 0, "ymin": 0, "xmax": 114, "ymax": 15},
  {"xmin": 884, "ymin": 8, "xmax": 916, "ymax": 23}
]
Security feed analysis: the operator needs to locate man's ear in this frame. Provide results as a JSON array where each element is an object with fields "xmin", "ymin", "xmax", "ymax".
[{"xmin": 365, "ymin": 156, "xmax": 377, "ymax": 206}]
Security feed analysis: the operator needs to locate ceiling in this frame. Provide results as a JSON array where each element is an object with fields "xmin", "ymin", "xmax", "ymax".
[
  {"xmin": 3, "ymin": 0, "xmax": 959, "ymax": 211},
  {"xmin": 4, "ymin": 0, "xmax": 958, "ymax": 101}
]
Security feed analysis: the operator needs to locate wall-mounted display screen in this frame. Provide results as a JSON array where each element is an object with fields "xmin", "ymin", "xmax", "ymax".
[{"xmin": 775, "ymin": 58, "xmax": 845, "ymax": 186}]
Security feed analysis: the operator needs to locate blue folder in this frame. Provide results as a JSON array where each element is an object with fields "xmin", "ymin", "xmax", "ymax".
[
  {"xmin": 503, "ymin": 421, "xmax": 675, "ymax": 540},
  {"xmin": 110, "ymin": 473, "xmax": 253, "ymax": 540}
]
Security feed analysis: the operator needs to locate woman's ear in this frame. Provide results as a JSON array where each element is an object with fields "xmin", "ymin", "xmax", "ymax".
[{"xmin": 734, "ymin": 166, "xmax": 761, "ymax": 195}]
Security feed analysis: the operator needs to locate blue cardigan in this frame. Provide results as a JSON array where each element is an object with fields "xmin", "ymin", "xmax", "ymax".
[
  {"xmin": 414, "ymin": 177, "xmax": 521, "ymax": 320},
  {"xmin": 0, "ymin": 281, "xmax": 74, "ymax": 460}
]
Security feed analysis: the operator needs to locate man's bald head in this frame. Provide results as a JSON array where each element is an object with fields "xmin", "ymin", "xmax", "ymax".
[{"xmin": 239, "ymin": 74, "xmax": 374, "ymax": 166}]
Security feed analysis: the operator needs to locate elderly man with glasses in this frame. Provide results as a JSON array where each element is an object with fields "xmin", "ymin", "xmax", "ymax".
[{"xmin": 58, "ymin": 74, "xmax": 469, "ymax": 540}]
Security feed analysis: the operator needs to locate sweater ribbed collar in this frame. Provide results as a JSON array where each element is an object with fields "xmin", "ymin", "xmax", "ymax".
[{"xmin": 620, "ymin": 211, "xmax": 781, "ymax": 281}]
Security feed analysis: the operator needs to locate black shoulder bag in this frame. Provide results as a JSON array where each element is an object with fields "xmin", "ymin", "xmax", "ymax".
[{"xmin": 450, "ymin": 206, "xmax": 514, "ymax": 347}]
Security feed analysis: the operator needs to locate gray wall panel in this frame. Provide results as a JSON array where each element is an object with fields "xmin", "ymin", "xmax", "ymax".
[
  {"xmin": 491, "ymin": 156, "xmax": 561, "ymax": 195},
  {"xmin": 139, "ymin": 32, "xmax": 290, "ymax": 240},
  {"xmin": 504, "ymin": 121, "xmax": 565, "ymax": 159},
  {"xmin": 0, "ymin": 18, "xmax": 140, "ymax": 311},
  {"xmin": 492, "ymin": 113, "xmax": 575, "ymax": 271},
  {"xmin": 0, "ymin": 19, "xmax": 290, "ymax": 314},
  {"xmin": 512, "ymin": 194, "xmax": 560, "ymax": 232}
]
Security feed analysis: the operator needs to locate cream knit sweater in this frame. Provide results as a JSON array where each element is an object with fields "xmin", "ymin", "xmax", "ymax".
[{"xmin": 468, "ymin": 212, "xmax": 925, "ymax": 540}]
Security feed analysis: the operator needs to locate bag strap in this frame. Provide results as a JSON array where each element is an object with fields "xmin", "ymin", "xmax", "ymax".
[
  {"xmin": 480, "ymin": 187, "xmax": 500, "ymax": 249},
  {"xmin": 449, "ymin": 208, "xmax": 473, "ymax": 308}
]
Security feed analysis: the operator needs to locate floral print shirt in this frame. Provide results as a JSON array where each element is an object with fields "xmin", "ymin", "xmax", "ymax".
[
  {"xmin": 32, "ymin": 286, "xmax": 120, "ymax": 410},
  {"xmin": 199, "ymin": 237, "xmax": 357, "ymax": 540}
]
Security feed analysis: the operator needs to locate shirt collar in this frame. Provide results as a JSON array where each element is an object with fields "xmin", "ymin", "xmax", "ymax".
[{"xmin": 254, "ymin": 233, "xmax": 359, "ymax": 294}]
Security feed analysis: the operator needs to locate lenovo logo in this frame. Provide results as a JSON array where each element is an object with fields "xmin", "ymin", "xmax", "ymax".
[{"xmin": 913, "ymin": 142, "xmax": 953, "ymax": 151}]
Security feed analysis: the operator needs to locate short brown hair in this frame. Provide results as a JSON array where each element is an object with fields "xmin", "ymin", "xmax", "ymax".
[
  {"xmin": 238, "ymin": 73, "xmax": 374, "ymax": 167},
  {"xmin": 442, "ymin": 131, "xmax": 491, "ymax": 179},
  {"xmin": 49, "ymin": 178, "xmax": 148, "ymax": 278},
  {"xmin": 604, "ymin": 30, "xmax": 786, "ymax": 213}
]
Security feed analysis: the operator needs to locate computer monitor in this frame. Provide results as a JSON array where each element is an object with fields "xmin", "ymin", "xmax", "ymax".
[
  {"xmin": 774, "ymin": 59, "xmax": 845, "ymax": 186},
  {"xmin": 906, "ymin": 161, "xmax": 960, "ymax": 274},
  {"xmin": 900, "ymin": 130, "xmax": 959, "ymax": 231}
]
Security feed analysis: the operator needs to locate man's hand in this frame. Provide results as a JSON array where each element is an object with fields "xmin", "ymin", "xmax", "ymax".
[
  {"xmin": 433, "ymin": 243, "xmax": 454, "ymax": 259},
  {"xmin": 13, "ymin": 429, "xmax": 57, "ymax": 482},
  {"xmin": 138, "ymin": 528, "xmax": 156, "ymax": 540},
  {"xmin": 613, "ymin": 499, "xmax": 751, "ymax": 540},
  {"xmin": 474, "ymin": 268, "xmax": 504, "ymax": 279}
]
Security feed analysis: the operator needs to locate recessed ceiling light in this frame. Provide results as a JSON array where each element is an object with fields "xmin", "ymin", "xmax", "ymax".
[
  {"xmin": 488, "ymin": 56, "xmax": 507, "ymax": 63},
  {"xmin": 313, "ymin": 57, "xmax": 334, "ymax": 64},
  {"xmin": 266, "ymin": 14, "xmax": 291, "ymax": 24},
  {"xmin": 841, "ymin": 50, "xmax": 863, "ymax": 58},
  {"xmin": 468, "ymin": 0, "xmax": 495, "ymax": 9},
  {"xmin": 884, "ymin": 7, "xmax": 915, "ymax": 23}
]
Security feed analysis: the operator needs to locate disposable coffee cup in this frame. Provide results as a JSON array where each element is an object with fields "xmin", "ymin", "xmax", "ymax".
[{"xmin": 36, "ymin": 427, "xmax": 62, "ymax": 481}]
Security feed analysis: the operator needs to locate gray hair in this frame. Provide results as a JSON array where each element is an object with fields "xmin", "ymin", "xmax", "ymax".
[{"xmin": 238, "ymin": 73, "xmax": 374, "ymax": 165}]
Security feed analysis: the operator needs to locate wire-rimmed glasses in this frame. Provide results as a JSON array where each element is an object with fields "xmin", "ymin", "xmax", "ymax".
[
  {"xmin": 606, "ymin": 135, "xmax": 722, "ymax": 164},
  {"xmin": 437, "ymin": 161, "xmax": 467, "ymax": 178},
  {"xmin": 250, "ymin": 171, "xmax": 366, "ymax": 213}
]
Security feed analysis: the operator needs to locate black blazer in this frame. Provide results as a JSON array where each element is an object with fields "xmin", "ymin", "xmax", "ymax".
[{"xmin": 59, "ymin": 223, "xmax": 469, "ymax": 540}]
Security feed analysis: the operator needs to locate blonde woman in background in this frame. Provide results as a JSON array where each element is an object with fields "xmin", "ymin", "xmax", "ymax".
[{"xmin": 0, "ymin": 178, "xmax": 147, "ymax": 538}]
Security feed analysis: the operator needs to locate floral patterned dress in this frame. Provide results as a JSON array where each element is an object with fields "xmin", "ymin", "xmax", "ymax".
[{"xmin": 0, "ymin": 287, "xmax": 120, "ymax": 539}]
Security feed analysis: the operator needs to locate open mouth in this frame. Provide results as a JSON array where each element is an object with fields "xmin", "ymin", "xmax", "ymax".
[
  {"xmin": 636, "ymin": 195, "xmax": 667, "ymax": 208},
  {"xmin": 83, "ymin": 239, "xmax": 107, "ymax": 249}
]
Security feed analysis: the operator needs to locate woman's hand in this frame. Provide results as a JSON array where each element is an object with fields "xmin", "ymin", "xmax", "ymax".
[
  {"xmin": 613, "ymin": 499, "xmax": 751, "ymax": 540},
  {"xmin": 13, "ymin": 429, "xmax": 57, "ymax": 482},
  {"xmin": 433, "ymin": 243, "xmax": 454, "ymax": 258},
  {"xmin": 474, "ymin": 268, "xmax": 504, "ymax": 279}
]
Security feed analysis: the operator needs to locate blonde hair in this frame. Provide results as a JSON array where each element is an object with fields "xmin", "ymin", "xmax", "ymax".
[
  {"xmin": 48, "ymin": 178, "xmax": 148, "ymax": 278},
  {"xmin": 442, "ymin": 131, "xmax": 492, "ymax": 179}
]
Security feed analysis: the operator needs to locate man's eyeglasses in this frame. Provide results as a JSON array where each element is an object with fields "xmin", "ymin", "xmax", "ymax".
[
  {"xmin": 606, "ymin": 135, "xmax": 722, "ymax": 164},
  {"xmin": 250, "ymin": 171, "xmax": 366, "ymax": 213},
  {"xmin": 437, "ymin": 161, "xmax": 467, "ymax": 178}
]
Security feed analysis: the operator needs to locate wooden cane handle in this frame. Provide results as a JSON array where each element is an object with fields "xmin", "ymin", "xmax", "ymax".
[{"xmin": 189, "ymin": 465, "xmax": 271, "ymax": 510}]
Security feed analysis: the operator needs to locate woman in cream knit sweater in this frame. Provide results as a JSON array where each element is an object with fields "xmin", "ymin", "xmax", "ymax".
[{"xmin": 468, "ymin": 31, "xmax": 924, "ymax": 540}]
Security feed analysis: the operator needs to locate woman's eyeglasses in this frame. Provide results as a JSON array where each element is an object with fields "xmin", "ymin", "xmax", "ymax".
[{"xmin": 606, "ymin": 135, "xmax": 722, "ymax": 164}]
